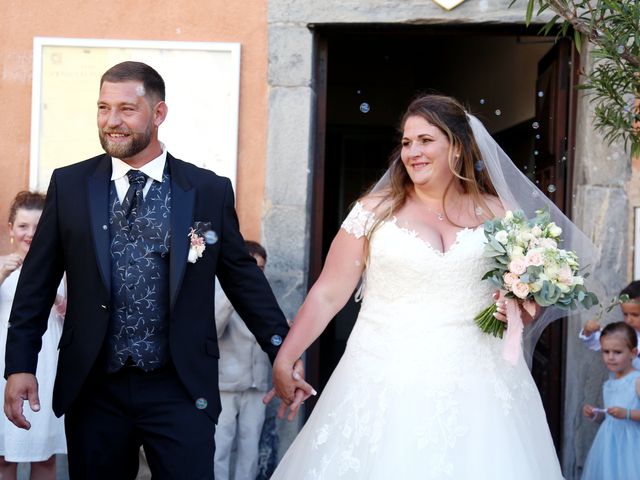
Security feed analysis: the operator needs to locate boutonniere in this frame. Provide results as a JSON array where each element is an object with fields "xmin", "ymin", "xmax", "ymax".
[{"xmin": 188, "ymin": 228, "xmax": 206, "ymax": 263}]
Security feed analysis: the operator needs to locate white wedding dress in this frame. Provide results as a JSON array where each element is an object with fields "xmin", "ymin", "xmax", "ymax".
[{"xmin": 271, "ymin": 202, "xmax": 564, "ymax": 479}]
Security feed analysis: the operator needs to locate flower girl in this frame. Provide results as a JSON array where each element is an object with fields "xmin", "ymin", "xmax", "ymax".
[{"xmin": 581, "ymin": 321, "xmax": 640, "ymax": 479}]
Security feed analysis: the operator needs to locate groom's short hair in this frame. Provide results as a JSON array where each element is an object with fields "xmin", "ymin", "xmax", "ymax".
[{"xmin": 100, "ymin": 61, "xmax": 165, "ymax": 103}]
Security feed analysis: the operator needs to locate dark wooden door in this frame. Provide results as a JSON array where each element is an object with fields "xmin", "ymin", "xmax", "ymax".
[{"xmin": 529, "ymin": 37, "xmax": 576, "ymax": 453}]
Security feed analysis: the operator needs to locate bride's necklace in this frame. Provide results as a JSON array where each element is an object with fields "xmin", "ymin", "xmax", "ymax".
[{"xmin": 425, "ymin": 206, "xmax": 444, "ymax": 221}]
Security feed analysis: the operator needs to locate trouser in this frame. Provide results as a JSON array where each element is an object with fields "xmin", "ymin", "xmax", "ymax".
[
  {"xmin": 65, "ymin": 363, "xmax": 216, "ymax": 480},
  {"xmin": 214, "ymin": 389, "xmax": 266, "ymax": 480}
]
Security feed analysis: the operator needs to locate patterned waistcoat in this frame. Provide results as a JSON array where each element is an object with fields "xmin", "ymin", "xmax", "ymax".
[{"xmin": 106, "ymin": 168, "xmax": 172, "ymax": 372}]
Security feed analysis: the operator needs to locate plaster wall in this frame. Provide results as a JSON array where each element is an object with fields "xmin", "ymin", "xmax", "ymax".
[{"xmin": 0, "ymin": 0, "xmax": 269, "ymax": 250}]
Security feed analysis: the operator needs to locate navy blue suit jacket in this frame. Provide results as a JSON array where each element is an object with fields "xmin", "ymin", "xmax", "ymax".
[{"xmin": 5, "ymin": 153, "xmax": 289, "ymax": 422}]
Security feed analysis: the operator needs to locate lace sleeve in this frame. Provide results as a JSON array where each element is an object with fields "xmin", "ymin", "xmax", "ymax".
[{"xmin": 341, "ymin": 201, "xmax": 376, "ymax": 239}]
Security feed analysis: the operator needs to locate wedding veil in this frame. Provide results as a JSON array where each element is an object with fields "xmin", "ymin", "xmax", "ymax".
[
  {"xmin": 467, "ymin": 114, "xmax": 601, "ymax": 361},
  {"xmin": 368, "ymin": 112, "xmax": 602, "ymax": 364}
]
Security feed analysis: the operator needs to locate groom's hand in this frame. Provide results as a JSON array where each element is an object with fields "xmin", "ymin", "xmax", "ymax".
[
  {"xmin": 4, "ymin": 373, "xmax": 40, "ymax": 429},
  {"xmin": 264, "ymin": 358, "xmax": 316, "ymax": 421}
]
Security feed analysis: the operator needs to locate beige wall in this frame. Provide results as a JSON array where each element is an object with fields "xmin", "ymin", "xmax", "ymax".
[{"xmin": 0, "ymin": 0, "xmax": 268, "ymax": 252}]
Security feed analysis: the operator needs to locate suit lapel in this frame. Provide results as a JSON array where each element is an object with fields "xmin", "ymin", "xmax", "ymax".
[
  {"xmin": 168, "ymin": 154, "xmax": 195, "ymax": 312},
  {"xmin": 87, "ymin": 155, "xmax": 112, "ymax": 296}
]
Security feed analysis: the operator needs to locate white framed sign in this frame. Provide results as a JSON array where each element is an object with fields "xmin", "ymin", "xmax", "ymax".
[{"xmin": 30, "ymin": 37, "xmax": 241, "ymax": 190}]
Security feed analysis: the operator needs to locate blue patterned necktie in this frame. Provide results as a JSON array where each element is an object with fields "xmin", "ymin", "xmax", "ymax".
[{"xmin": 122, "ymin": 170, "xmax": 148, "ymax": 220}]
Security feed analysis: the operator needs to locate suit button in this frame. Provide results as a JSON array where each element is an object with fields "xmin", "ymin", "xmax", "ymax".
[
  {"xmin": 270, "ymin": 335, "xmax": 283, "ymax": 346},
  {"xmin": 195, "ymin": 398, "xmax": 208, "ymax": 410}
]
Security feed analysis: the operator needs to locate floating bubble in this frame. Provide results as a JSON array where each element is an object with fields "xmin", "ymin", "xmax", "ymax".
[
  {"xmin": 479, "ymin": 98, "xmax": 486, "ymax": 105},
  {"xmin": 494, "ymin": 109, "xmax": 502, "ymax": 116},
  {"xmin": 561, "ymin": 156, "xmax": 567, "ymax": 162},
  {"xmin": 547, "ymin": 184, "xmax": 556, "ymax": 193},
  {"xmin": 523, "ymin": 166, "xmax": 528, "ymax": 170},
  {"xmin": 355, "ymin": 260, "xmax": 361, "ymax": 266},
  {"xmin": 617, "ymin": 45, "xmax": 625, "ymax": 54},
  {"xmin": 534, "ymin": 150, "xmax": 539, "ymax": 156},
  {"xmin": 537, "ymin": 91, "xmax": 544, "ymax": 98},
  {"xmin": 356, "ymin": 89, "xmax": 362, "ymax": 95},
  {"xmin": 359, "ymin": 102, "xmax": 370, "ymax": 113},
  {"xmin": 204, "ymin": 230, "xmax": 218, "ymax": 245},
  {"xmin": 532, "ymin": 122, "xmax": 540, "ymax": 130},
  {"xmin": 474, "ymin": 160, "xmax": 485, "ymax": 171},
  {"xmin": 535, "ymin": 134, "xmax": 541, "ymax": 140},
  {"xmin": 475, "ymin": 206, "xmax": 484, "ymax": 216}
]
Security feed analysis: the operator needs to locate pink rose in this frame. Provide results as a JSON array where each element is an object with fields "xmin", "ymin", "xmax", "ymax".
[
  {"xmin": 558, "ymin": 265, "xmax": 573, "ymax": 284},
  {"xmin": 503, "ymin": 272, "xmax": 519, "ymax": 286},
  {"xmin": 512, "ymin": 282, "xmax": 530, "ymax": 299},
  {"xmin": 525, "ymin": 250, "xmax": 544, "ymax": 267},
  {"xmin": 508, "ymin": 258, "xmax": 527, "ymax": 275}
]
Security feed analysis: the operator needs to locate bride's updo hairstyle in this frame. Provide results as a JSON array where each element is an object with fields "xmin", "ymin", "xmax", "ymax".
[{"xmin": 366, "ymin": 94, "xmax": 499, "ymax": 229}]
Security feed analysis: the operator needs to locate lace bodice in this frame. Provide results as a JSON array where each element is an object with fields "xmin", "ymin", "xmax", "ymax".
[{"xmin": 342, "ymin": 201, "xmax": 494, "ymax": 322}]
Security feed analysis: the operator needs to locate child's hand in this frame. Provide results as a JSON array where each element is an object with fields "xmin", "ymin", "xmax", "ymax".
[
  {"xmin": 582, "ymin": 319, "xmax": 600, "ymax": 336},
  {"xmin": 0, "ymin": 254, "xmax": 23, "ymax": 280},
  {"xmin": 582, "ymin": 404, "xmax": 595, "ymax": 418},
  {"xmin": 606, "ymin": 406, "xmax": 628, "ymax": 419}
]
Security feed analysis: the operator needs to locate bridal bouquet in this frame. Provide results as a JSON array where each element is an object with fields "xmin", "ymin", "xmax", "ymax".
[{"xmin": 474, "ymin": 209, "xmax": 598, "ymax": 358}]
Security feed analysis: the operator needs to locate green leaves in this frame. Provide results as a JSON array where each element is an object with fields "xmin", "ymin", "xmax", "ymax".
[{"xmin": 512, "ymin": 0, "xmax": 640, "ymax": 157}]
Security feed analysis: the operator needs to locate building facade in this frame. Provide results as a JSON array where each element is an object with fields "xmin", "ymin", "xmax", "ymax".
[{"xmin": 0, "ymin": 1, "xmax": 638, "ymax": 478}]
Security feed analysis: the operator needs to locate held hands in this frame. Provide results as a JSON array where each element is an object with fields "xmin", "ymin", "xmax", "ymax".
[
  {"xmin": 582, "ymin": 404, "xmax": 604, "ymax": 422},
  {"xmin": 492, "ymin": 291, "xmax": 539, "ymax": 326},
  {"xmin": 263, "ymin": 358, "xmax": 317, "ymax": 421},
  {"xmin": 4, "ymin": 373, "xmax": 40, "ymax": 430}
]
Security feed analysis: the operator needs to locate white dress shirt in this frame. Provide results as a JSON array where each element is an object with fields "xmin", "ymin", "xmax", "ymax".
[{"xmin": 110, "ymin": 144, "xmax": 168, "ymax": 203}]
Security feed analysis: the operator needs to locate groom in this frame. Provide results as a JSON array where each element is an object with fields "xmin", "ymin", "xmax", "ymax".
[{"xmin": 3, "ymin": 61, "xmax": 310, "ymax": 478}]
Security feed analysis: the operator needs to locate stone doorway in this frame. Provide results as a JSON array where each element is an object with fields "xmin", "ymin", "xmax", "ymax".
[{"xmin": 306, "ymin": 25, "xmax": 578, "ymax": 452}]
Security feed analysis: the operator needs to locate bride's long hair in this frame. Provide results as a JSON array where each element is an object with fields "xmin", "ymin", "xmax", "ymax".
[{"xmin": 363, "ymin": 94, "xmax": 499, "ymax": 247}]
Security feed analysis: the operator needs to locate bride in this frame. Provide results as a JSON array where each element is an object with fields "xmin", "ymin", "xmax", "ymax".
[{"xmin": 270, "ymin": 94, "xmax": 592, "ymax": 479}]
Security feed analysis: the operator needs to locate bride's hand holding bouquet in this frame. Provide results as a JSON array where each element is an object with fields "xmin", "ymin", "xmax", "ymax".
[{"xmin": 475, "ymin": 209, "xmax": 599, "ymax": 363}]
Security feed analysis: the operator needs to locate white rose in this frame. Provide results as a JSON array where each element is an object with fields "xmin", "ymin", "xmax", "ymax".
[
  {"xmin": 548, "ymin": 222, "xmax": 562, "ymax": 237},
  {"xmin": 504, "ymin": 211, "xmax": 514, "ymax": 221},
  {"xmin": 495, "ymin": 230, "xmax": 508, "ymax": 244},
  {"xmin": 541, "ymin": 238, "xmax": 558, "ymax": 250},
  {"xmin": 531, "ymin": 225, "xmax": 543, "ymax": 237}
]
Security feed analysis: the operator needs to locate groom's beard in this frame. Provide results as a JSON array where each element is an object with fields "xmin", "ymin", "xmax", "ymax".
[{"xmin": 99, "ymin": 123, "xmax": 153, "ymax": 159}]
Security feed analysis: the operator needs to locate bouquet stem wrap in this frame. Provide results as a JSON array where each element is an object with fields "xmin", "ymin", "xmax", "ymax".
[{"xmin": 503, "ymin": 298, "xmax": 524, "ymax": 365}]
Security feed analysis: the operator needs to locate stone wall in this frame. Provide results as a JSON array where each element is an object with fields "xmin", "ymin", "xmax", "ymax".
[
  {"xmin": 565, "ymin": 44, "xmax": 631, "ymax": 479},
  {"xmin": 265, "ymin": 2, "xmax": 632, "ymax": 477}
]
